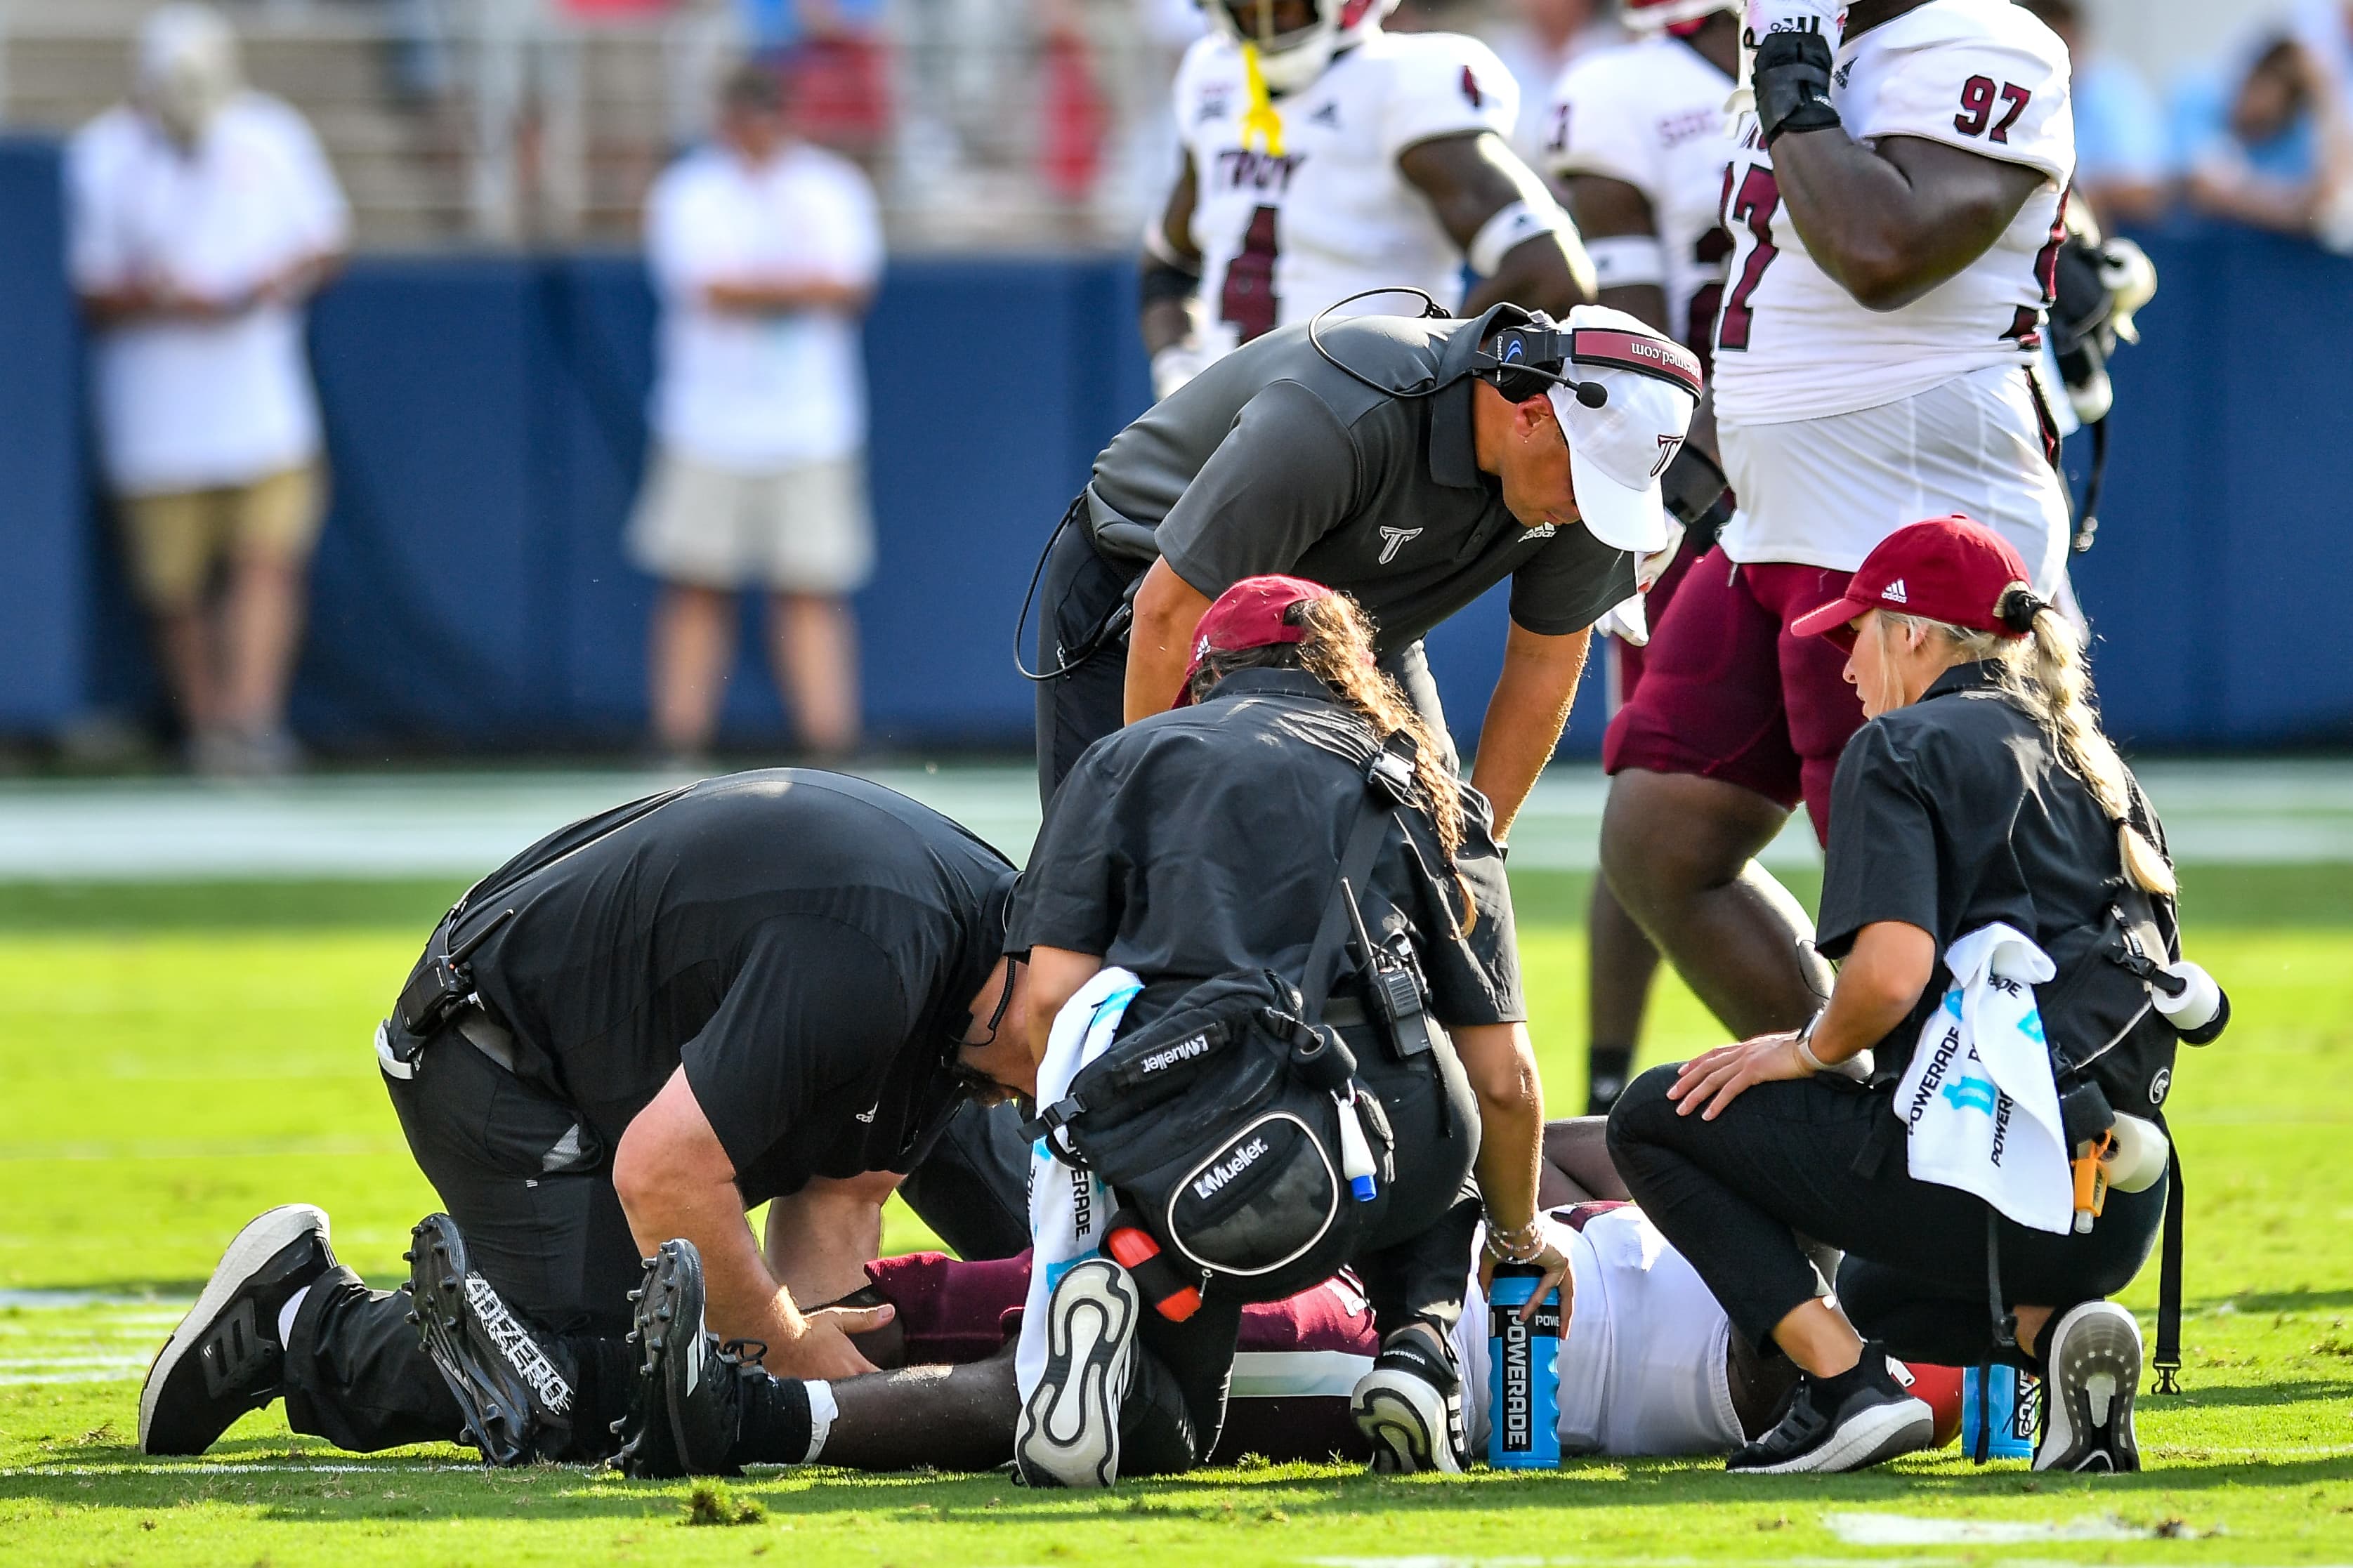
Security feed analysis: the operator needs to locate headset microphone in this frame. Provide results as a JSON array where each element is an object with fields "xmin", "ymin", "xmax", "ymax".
[{"xmin": 1571, "ymin": 379, "xmax": 1609, "ymax": 409}]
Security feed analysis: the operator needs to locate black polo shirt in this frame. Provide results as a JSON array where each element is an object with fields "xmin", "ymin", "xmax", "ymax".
[
  {"xmin": 435, "ymin": 770, "xmax": 1016, "ymax": 1204},
  {"xmin": 1009, "ymin": 667, "xmax": 1524, "ymax": 1030},
  {"xmin": 1084, "ymin": 307, "xmax": 1635, "ymax": 650},
  {"xmin": 1816, "ymin": 661, "xmax": 2172, "ymax": 1075}
]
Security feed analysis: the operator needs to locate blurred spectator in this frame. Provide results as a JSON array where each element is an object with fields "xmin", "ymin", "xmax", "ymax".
[
  {"xmin": 1481, "ymin": 0, "xmax": 1621, "ymax": 161},
  {"xmin": 67, "ymin": 4, "xmax": 348, "ymax": 778},
  {"xmin": 2020, "ymin": 0, "xmax": 2171, "ymax": 224},
  {"xmin": 2177, "ymin": 34, "xmax": 2353, "ymax": 250},
  {"xmin": 740, "ymin": 0, "xmax": 894, "ymax": 165},
  {"xmin": 631, "ymin": 62, "xmax": 883, "ymax": 763}
]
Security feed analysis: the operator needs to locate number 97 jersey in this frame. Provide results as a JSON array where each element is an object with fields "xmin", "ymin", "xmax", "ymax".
[
  {"xmin": 1172, "ymin": 27, "xmax": 1519, "ymax": 360},
  {"xmin": 1708, "ymin": 0, "xmax": 2074, "ymax": 426}
]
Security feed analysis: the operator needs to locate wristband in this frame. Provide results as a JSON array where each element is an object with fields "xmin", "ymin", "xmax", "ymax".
[
  {"xmin": 1752, "ymin": 28, "xmax": 1841, "ymax": 145},
  {"xmin": 1585, "ymin": 233, "xmax": 1667, "ymax": 291},
  {"xmin": 1482, "ymin": 1214, "xmax": 1547, "ymax": 1264},
  {"xmin": 1467, "ymin": 197, "xmax": 1575, "ymax": 277}
]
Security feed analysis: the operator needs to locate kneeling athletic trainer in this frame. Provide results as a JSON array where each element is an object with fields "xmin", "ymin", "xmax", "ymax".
[{"xmin": 138, "ymin": 770, "xmax": 1040, "ymax": 1463}]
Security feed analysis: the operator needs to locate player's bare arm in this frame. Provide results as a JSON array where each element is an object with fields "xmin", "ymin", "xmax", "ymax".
[
  {"xmin": 1398, "ymin": 131, "xmax": 1598, "ymax": 318},
  {"xmin": 1771, "ymin": 131, "xmax": 2045, "ymax": 312},
  {"xmin": 1563, "ymin": 174, "xmax": 1672, "ymax": 331},
  {"xmin": 1469, "ymin": 621, "xmax": 1590, "ymax": 840},
  {"xmin": 611, "ymin": 1068, "xmax": 891, "ymax": 1379},
  {"xmin": 1140, "ymin": 157, "xmax": 1205, "ymax": 357}
]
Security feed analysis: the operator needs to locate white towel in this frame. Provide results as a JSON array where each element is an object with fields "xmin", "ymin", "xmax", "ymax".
[
  {"xmin": 1014, "ymin": 966, "xmax": 1144, "ymax": 1402},
  {"xmin": 1892, "ymin": 923, "xmax": 2073, "ymax": 1235}
]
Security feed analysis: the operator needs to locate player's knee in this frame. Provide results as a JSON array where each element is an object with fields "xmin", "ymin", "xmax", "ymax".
[{"xmin": 1604, "ymin": 1062, "xmax": 1683, "ymax": 1153}]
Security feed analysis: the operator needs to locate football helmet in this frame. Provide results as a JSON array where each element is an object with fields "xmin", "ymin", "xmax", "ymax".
[{"xmin": 1202, "ymin": 0, "xmax": 1399, "ymax": 95}]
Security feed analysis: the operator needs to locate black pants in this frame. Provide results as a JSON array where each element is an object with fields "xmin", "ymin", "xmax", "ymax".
[
  {"xmin": 1031, "ymin": 505, "xmax": 1458, "ymax": 808},
  {"xmin": 282, "ymin": 1017, "xmax": 1033, "ymax": 1454},
  {"xmin": 1136, "ymin": 1036, "xmax": 1483, "ymax": 1460},
  {"xmin": 1606, "ymin": 1065, "xmax": 2165, "ymax": 1369}
]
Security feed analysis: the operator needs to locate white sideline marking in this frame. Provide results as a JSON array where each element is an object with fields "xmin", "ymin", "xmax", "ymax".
[
  {"xmin": 0, "ymin": 760, "xmax": 2340, "ymax": 880},
  {"xmin": 1826, "ymin": 1513, "xmax": 2151, "ymax": 1546},
  {"xmin": 0, "ymin": 1462, "xmax": 490, "ymax": 1476}
]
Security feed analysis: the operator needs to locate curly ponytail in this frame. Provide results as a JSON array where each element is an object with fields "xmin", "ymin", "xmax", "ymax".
[
  {"xmin": 1877, "ymin": 590, "xmax": 2175, "ymax": 898},
  {"xmin": 1185, "ymin": 591, "xmax": 1477, "ymax": 925}
]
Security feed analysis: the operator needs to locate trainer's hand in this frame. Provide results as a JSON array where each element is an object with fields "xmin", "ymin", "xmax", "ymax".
[
  {"xmin": 1668, "ymin": 1032, "xmax": 1809, "ymax": 1120},
  {"xmin": 1476, "ymin": 1227, "xmax": 1575, "ymax": 1340},
  {"xmin": 766, "ymin": 1302, "xmax": 894, "ymax": 1379}
]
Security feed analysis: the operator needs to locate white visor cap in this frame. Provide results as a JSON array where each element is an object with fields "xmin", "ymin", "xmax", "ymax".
[{"xmin": 1542, "ymin": 304, "xmax": 1703, "ymax": 555}]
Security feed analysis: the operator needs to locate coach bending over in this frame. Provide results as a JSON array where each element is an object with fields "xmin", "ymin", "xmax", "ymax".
[
  {"xmin": 1610, "ymin": 518, "xmax": 2205, "ymax": 1477},
  {"xmin": 138, "ymin": 770, "xmax": 1037, "ymax": 1464}
]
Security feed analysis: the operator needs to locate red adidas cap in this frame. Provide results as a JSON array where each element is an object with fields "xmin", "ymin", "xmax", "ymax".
[
  {"xmin": 1790, "ymin": 515, "xmax": 2037, "ymax": 650},
  {"xmin": 1173, "ymin": 574, "xmax": 1334, "ymax": 708}
]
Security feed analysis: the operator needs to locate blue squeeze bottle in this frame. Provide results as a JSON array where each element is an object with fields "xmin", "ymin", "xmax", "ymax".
[
  {"xmin": 1961, "ymin": 1365, "xmax": 2039, "ymax": 1461},
  {"xmin": 1486, "ymin": 1263, "xmax": 1561, "ymax": 1469}
]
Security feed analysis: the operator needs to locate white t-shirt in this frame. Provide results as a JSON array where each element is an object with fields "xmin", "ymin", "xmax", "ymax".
[
  {"xmin": 1543, "ymin": 34, "xmax": 1738, "ymax": 356},
  {"xmin": 67, "ymin": 95, "xmax": 348, "ymax": 495},
  {"xmin": 1456, "ymin": 1203, "xmax": 1744, "ymax": 1459},
  {"xmin": 1171, "ymin": 27, "xmax": 1517, "ymax": 360},
  {"xmin": 645, "ymin": 142, "xmax": 883, "ymax": 470},
  {"xmin": 1708, "ymin": 0, "xmax": 2074, "ymax": 425}
]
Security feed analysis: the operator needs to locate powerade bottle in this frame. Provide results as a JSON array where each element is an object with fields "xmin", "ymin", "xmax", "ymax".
[
  {"xmin": 1960, "ymin": 1365, "xmax": 2039, "ymax": 1462},
  {"xmin": 1486, "ymin": 1263, "xmax": 1561, "ymax": 1469}
]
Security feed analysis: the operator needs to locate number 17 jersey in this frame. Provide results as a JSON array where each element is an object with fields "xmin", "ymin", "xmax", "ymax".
[
  {"xmin": 1174, "ymin": 27, "xmax": 1518, "ymax": 360},
  {"xmin": 1709, "ymin": 0, "xmax": 2073, "ymax": 426}
]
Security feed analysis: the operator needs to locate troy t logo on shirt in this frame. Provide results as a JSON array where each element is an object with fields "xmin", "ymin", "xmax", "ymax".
[{"xmin": 1377, "ymin": 526, "xmax": 1423, "ymax": 565}]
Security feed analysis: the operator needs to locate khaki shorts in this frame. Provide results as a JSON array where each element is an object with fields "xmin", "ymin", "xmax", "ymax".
[
  {"xmin": 119, "ymin": 466, "xmax": 325, "ymax": 610},
  {"xmin": 627, "ymin": 451, "xmax": 875, "ymax": 595}
]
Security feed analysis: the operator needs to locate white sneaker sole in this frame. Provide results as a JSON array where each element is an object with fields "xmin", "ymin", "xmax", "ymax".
[
  {"xmin": 1733, "ymin": 1395, "xmax": 1935, "ymax": 1475},
  {"xmin": 1351, "ymin": 1366, "xmax": 1462, "ymax": 1475},
  {"xmin": 139, "ymin": 1204, "xmax": 329, "ymax": 1451},
  {"xmin": 2036, "ymin": 1301, "xmax": 2142, "ymax": 1473},
  {"xmin": 1016, "ymin": 1259, "xmax": 1138, "ymax": 1489}
]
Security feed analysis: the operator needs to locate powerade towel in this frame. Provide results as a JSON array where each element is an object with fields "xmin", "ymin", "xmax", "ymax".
[{"xmin": 1487, "ymin": 1263, "xmax": 1561, "ymax": 1468}]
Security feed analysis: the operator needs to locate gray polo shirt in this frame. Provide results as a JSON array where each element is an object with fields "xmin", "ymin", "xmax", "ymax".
[{"xmin": 1086, "ymin": 305, "xmax": 1634, "ymax": 650}]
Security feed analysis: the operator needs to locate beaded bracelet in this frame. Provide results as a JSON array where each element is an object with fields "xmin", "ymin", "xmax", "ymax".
[{"xmin": 1482, "ymin": 1215, "xmax": 1548, "ymax": 1265}]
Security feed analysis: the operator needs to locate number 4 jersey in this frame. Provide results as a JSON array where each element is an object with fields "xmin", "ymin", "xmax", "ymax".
[
  {"xmin": 1171, "ymin": 27, "xmax": 1518, "ymax": 359},
  {"xmin": 1709, "ymin": 0, "xmax": 2074, "ymax": 426}
]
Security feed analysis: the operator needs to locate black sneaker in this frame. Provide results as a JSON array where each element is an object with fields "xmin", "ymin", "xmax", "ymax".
[
  {"xmin": 613, "ymin": 1238, "xmax": 752, "ymax": 1478},
  {"xmin": 1350, "ymin": 1326, "xmax": 1466, "ymax": 1475},
  {"xmin": 1586, "ymin": 1075, "xmax": 1628, "ymax": 1116},
  {"xmin": 1015, "ymin": 1257, "xmax": 1141, "ymax": 1488},
  {"xmin": 2035, "ymin": 1301, "xmax": 2142, "ymax": 1473},
  {"xmin": 1115, "ymin": 1340, "xmax": 1200, "ymax": 1478},
  {"xmin": 1726, "ymin": 1348, "xmax": 1934, "ymax": 1474},
  {"xmin": 405, "ymin": 1213, "xmax": 578, "ymax": 1465},
  {"xmin": 140, "ymin": 1205, "xmax": 336, "ymax": 1455}
]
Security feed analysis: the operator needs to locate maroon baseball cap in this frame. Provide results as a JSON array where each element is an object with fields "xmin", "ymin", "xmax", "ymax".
[
  {"xmin": 1172, "ymin": 574, "xmax": 1335, "ymax": 707},
  {"xmin": 1790, "ymin": 515, "xmax": 2036, "ymax": 650}
]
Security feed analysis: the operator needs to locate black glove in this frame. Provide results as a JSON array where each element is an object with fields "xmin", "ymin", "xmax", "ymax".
[
  {"xmin": 1753, "ymin": 29, "xmax": 1842, "ymax": 145},
  {"xmin": 1660, "ymin": 441, "xmax": 1735, "ymax": 555}
]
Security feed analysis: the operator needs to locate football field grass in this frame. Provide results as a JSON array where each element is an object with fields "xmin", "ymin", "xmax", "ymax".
[{"xmin": 3, "ymin": 866, "xmax": 2351, "ymax": 1565}]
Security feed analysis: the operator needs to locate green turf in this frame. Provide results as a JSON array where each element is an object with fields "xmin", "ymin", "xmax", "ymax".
[{"xmin": 3, "ymin": 868, "xmax": 2350, "ymax": 1564}]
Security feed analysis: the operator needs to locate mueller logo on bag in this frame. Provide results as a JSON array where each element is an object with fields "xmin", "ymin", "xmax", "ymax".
[
  {"xmin": 1140, "ymin": 1034, "xmax": 1212, "ymax": 1074},
  {"xmin": 1193, "ymin": 1135, "xmax": 1270, "ymax": 1201}
]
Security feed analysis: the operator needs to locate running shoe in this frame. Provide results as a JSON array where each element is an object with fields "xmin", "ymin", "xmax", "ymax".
[
  {"xmin": 1015, "ymin": 1257, "xmax": 1140, "ymax": 1488},
  {"xmin": 140, "ymin": 1204, "xmax": 335, "ymax": 1455},
  {"xmin": 1350, "ymin": 1326, "xmax": 1467, "ymax": 1475},
  {"xmin": 1726, "ymin": 1348, "xmax": 1934, "ymax": 1475},
  {"xmin": 405, "ymin": 1212, "xmax": 577, "ymax": 1465},
  {"xmin": 2035, "ymin": 1300, "xmax": 2142, "ymax": 1473}
]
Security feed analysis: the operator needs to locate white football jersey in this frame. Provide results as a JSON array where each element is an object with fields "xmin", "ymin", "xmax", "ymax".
[
  {"xmin": 1542, "ymin": 34, "xmax": 1738, "ymax": 360},
  {"xmin": 1709, "ymin": 0, "xmax": 2075, "ymax": 424},
  {"xmin": 1172, "ymin": 28, "xmax": 1518, "ymax": 359},
  {"xmin": 1457, "ymin": 1203, "xmax": 1743, "ymax": 1458}
]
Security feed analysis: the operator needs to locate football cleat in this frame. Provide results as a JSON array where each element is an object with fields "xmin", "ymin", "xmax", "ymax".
[
  {"xmin": 140, "ymin": 1204, "xmax": 336, "ymax": 1455},
  {"xmin": 405, "ymin": 1213, "xmax": 577, "ymax": 1465},
  {"xmin": 2036, "ymin": 1300, "xmax": 2142, "ymax": 1473},
  {"xmin": 1726, "ymin": 1349, "xmax": 1934, "ymax": 1475},
  {"xmin": 613, "ymin": 1238, "xmax": 752, "ymax": 1478},
  {"xmin": 1350, "ymin": 1326, "xmax": 1467, "ymax": 1475},
  {"xmin": 1015, "ymin": 1257, "xmax": 1141, "ymax": 1489}
]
